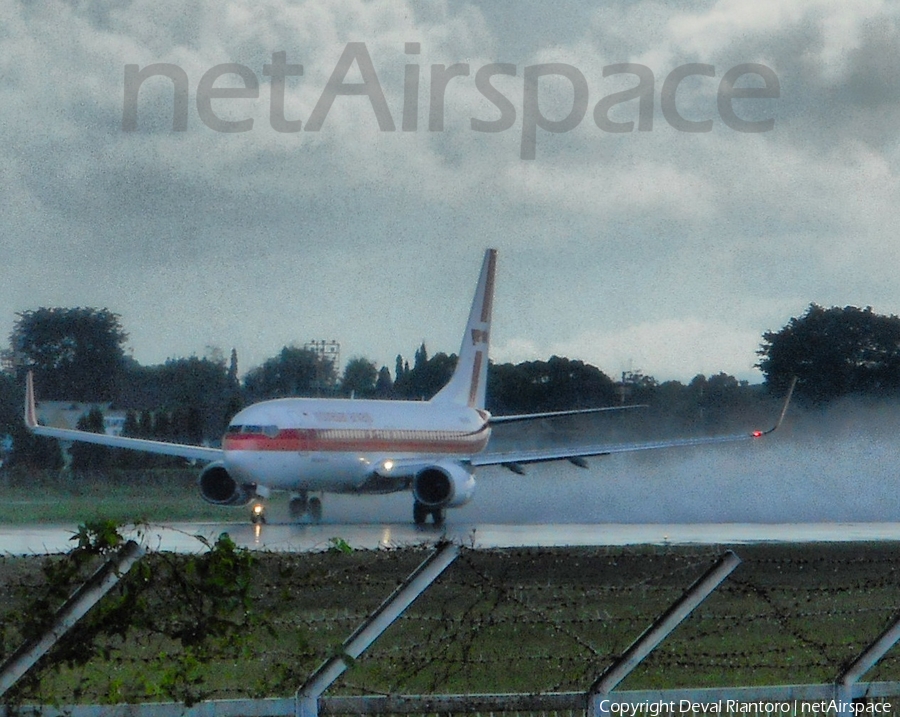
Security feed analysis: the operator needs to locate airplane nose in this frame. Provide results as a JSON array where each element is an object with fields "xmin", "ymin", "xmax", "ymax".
[{"xmin": 223, "ymin": 449, "xmax": 260, "ymax": 484}]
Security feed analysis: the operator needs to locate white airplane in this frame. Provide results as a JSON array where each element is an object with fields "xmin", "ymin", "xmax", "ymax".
[{"xmin": 25, "ymin": 249, "xmax": 793, "ymax": 525}]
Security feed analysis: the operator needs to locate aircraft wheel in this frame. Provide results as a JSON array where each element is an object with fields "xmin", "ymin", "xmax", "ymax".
[
  {"xmin": 431, "ymin": 508, "xmax": 446, "ymax": 526},
  {"xmin": 413, "ymin": 501, "xmax": 429, "ymax": 525},
  {"xmin": 309, "ymin": 496, "xmax": 323, "ymax": 522}
]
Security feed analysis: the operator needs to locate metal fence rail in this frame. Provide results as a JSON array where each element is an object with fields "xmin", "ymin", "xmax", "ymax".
[
  {"xmin": 4, "ymin": 545, "xmax": 900, "ymax": 717},
  {"xmin": 5, "ymin": 682, "xmax": 900, "ymax": 717}
]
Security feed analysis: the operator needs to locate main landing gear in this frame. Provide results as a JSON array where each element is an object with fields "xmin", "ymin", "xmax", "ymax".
[
  {"xmin": 289, "ymin": 492, "xmax": 323, "ymax": 522},
  {"xmin": 413, "ymin": 501, "xmax": 446, "ymax": 526}
]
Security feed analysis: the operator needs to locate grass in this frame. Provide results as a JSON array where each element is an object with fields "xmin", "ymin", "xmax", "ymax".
[
  {"xmin": 0, "ymin": 468, "xmax": 247, "ymax": 523},
  {"xmin": 3, "ymin": 542, "xmax": 900, "ymax": 704}
]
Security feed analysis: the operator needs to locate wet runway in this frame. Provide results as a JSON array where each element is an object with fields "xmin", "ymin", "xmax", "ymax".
[{"xmin": 4, "ymin": 521, "xmax": 900, "ymax": 555}]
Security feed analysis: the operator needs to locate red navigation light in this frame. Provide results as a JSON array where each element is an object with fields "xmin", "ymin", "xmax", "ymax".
[{"xmin": 751, "ymin": 430, "xmax": 763, "ymax": 438}]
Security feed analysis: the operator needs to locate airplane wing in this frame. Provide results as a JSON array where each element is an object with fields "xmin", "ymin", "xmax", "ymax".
[
  {"xmin": 472, "ymin": 377, "xmax": 796, "ymax": 472},
  {"xmin": 488, "ymin": 404, "xmax": 647, "ymax": 425},
  {"xmin": 24, "ymin": 372, "xmax": 223, "ymax": 462}
]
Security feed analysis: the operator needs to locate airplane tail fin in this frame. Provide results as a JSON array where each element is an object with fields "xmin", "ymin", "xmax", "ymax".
[{"xmin": 430, "ymin": 248, "xmax": 497, "ymax": 410}]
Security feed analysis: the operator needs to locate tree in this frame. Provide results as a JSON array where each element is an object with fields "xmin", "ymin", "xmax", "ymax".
[
  {"xmin": 138, "ymin": 409, "xmax": 154, "ymax": 437},
  {"xmin": 487, "ymin": 356, "xmax": 618, "ymax": 413},
  {"xmin": 340, "ymin": 357, "xmax": 378, "ymax": 398},
  {"xmin": 414, "ymin": 342, "xmax": 428, "ymax": 370},
  {"xmin": 10, "ymin": 308, "xmax": 128, "ymax": 402},
  {"xmin": 117, "ymin": 356, "xmax": 234, "ymax": 444},
  {"xmin": 375, "ymin": 365, "xmax": 393, "ymax": 397},
  {"xmin": 243, "ymin": 346, "xmax": 336, "ymax": 401},
  {"xmin": 0, "ymin": 371, "xmax": 19, "ymax": 442},
  {"xmin": 618, "ymin": 370, "xmax": 659, "ymax": 406},
  {"xmin": 69, "ymin": 407, "xmax": 111, "ymax": 470},
  {"xmin": 223, "ymin": 348, "xmax": 244, "ymax": 424},
  {"xmin": 227, "ymin": 348, "xmax": 239, "ymax": 388},
  {"xmin": 160, "ymin": 357, "xmax": 233, "ymax": 439},
  {"xmin": 393, "ymin": 346, "xmax": 456, "ymax": 400},
  {"xmin": 758, "ymin": 304, "xmax": 900, "ymax": 402}
]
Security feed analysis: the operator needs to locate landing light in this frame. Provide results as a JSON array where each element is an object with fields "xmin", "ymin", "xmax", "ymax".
[
  {"xmin": 383, "ymin": 460, "xmax": 395, "ymax": 472},
  {"xmin": 251, "ymin": 502, "xmax": 266, "ymax": 525}
]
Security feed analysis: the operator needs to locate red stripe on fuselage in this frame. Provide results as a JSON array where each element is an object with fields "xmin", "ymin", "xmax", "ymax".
[{"xmin": 223, "ymin": 426, "xmax": 490, "ymax": 455}]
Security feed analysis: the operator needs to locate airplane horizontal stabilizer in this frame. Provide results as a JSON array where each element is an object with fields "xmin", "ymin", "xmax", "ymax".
[{"xmin": 488, "ymin": 404, "xmax": 648, "ymax": 425}]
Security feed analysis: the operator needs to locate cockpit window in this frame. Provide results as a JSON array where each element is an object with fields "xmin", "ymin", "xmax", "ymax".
[{"xmin": 226, "ymin": 424, "xmax": 279, "ymax": 437}]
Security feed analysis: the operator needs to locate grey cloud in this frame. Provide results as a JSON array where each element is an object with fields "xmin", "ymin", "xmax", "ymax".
[{"xmin": 5, "ymin": 0, "xmax": 900, "ymax": 382}]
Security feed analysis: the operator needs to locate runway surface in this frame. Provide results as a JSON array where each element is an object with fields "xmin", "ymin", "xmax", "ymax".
[{"xmin": 4, "ymin": 521, "xmax": 900, "ymax": 555}]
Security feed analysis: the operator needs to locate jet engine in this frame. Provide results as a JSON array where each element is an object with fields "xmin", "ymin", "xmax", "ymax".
[
  {"xmin": 412, "ymin": 463, "xmax": 476, "ymax": 508},
  {"xmin": 198, "ymin": 462, "xmax": 255, "ymax": 506}
]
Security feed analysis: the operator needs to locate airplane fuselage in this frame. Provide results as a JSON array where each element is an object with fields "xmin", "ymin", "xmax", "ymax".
[{"xmin": 222, "ymin": 397, "xmax": 491, "ymax": 493}]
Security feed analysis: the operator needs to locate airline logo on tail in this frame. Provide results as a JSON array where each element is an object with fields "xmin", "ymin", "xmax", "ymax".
[{"xmin": 471, "ymin": 329, "xmax": 489, "ymax": 345}]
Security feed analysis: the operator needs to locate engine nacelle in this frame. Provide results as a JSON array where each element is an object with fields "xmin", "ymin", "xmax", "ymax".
[
  {"xmin": 198, "ymin": 462, "xmax": 255, "ymax": 506},
  {"xmin": 413, "ymin": 463, "xmax": 476, "ymax": 509}
]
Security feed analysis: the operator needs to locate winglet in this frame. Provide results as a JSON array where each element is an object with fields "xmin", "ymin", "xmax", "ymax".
[
  {"xmin": 753, "ymin": 375, "xmax": 796, "ymax": 438},
  {"xmin": 24, "ymin": 371, "xmax": 38, "ymax": 429}
]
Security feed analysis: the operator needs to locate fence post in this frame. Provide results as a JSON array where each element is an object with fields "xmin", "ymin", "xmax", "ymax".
[
  {"xmin": 0, "ymin": 539, "xmax": 145, "ymax": 697},
  {"xmin": 296, "ymin": 541, "xmax": 460, "ymax": 717},
  {"xmin": 836, "ymin": 609, "xmax": 900, "ymax": 709},
  {"xmin": 588, "ymin": 550, "xmax": 742, "ymax": 717}
]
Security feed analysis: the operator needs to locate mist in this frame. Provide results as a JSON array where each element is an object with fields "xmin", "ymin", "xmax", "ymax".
[{"xmin": 309, "ymin": 398, "xmax": 900, "ymax": 525}]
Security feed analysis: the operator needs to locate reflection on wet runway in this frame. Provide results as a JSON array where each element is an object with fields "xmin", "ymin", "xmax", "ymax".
[{"xmin": 4, "ymin": 521, "xmax": 900, "ymax": 555}]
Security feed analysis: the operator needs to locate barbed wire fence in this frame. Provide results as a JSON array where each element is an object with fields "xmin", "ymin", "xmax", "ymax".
[{"xmin": 2, "ymin": 538, "xmax": 900, "ymax": 715}]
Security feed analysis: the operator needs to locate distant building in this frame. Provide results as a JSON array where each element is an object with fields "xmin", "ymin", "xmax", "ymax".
[{"xmin": 36, "ymin": 402, "xmax": 128, "ymax": 436}]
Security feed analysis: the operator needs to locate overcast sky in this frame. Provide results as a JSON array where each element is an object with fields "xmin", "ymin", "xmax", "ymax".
[{"xmin": 4, "ymin": 0, "xmax": 900, "ymax": 383}]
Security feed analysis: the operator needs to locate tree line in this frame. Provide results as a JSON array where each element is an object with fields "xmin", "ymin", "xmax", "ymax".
[{"xmin": 2, "ymin": 303, "xmax": 900, "ymax": 470}]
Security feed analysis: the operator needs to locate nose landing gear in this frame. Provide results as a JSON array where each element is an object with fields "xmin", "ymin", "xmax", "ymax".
[{"xmin": 250, "ymin": 501, "xmax": 267, "ymax": 524}]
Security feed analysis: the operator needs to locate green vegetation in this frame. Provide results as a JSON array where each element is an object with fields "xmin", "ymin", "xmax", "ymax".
[
  {"xmin": 1, "ymin": 522, "xmax": 262, "ymax": 705},
  {"xmin": 2, "ymin": 541, "xmax": 900, "ymax": 703},
  {"xmin": 9, "ymin": 308, "xmax": 128, "ymax": 403},
  {"xmin": 759, "ymin": 304, "xmax": 900, "ymax": 403},
  {"xmin": 0, "ymin": 469, "xmax": 249, "ymax": 524}
]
